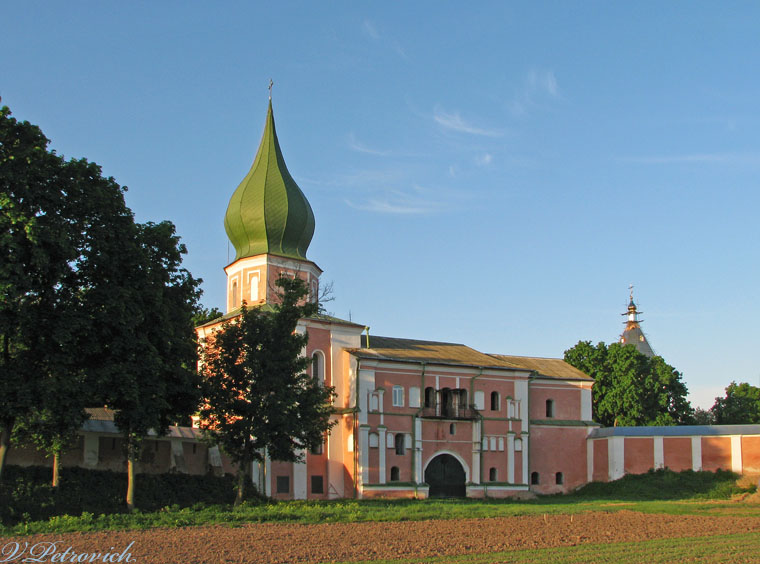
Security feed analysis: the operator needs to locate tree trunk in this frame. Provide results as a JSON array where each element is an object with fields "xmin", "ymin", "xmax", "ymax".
[
  {"xmin": 127, "ymin": 455, "xmax": 136, "ymax": 512},
  {"xmin": 235, "ymin": 459, "xmax": 249, "ymax": 507},
  {"xmin": 0, "ymin": 421, "xmax": 13, "ymax": 482},
  {"xmin": 52, "ymin": 449, "xmax": 60, "ymax": 488}
]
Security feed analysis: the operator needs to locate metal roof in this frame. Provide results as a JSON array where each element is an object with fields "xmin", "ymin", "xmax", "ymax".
[{"xmin": 350, "ymin": 335, "xmax": 591, "ymax": 380}]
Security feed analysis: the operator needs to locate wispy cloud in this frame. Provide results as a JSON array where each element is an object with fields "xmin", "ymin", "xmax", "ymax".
[
  {"xmin": 347, "ymin": 133, "xmax": 392, "ymax": 156},
  {"xmin": 619, "ymin": 153, "xmax": 760, "ymax": 165},
  {"xmin": 361, "ymin": 19, "xmax": 407, "ymax": 60},
  {"xmin": 362, "ymin": 19, "xmax": 380, "ymax": 40},
  {"xmin": 345, "ymin": 185, "xmax": 451, "ymax": 215},
  {"xmin": 475, "ymin": 153, "xmax": 493, "ymax": 166},
  {"xmin": 508, "ymin": 69, "xmax": 560, "ymax": 117},
  {"xmin": 433, "ymin": 107, "xmax": 504, "ymax": 137}
]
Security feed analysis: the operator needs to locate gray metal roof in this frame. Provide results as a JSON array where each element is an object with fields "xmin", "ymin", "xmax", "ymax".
[{"xmin": 589, "ymin": 424, "xmax": 760, "ymax": 438}]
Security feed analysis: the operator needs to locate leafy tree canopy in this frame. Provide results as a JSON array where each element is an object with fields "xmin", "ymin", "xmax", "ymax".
[
  {"xmin": 199, "ymin": 276, "xmax": 335, "ymax": 504},
  {"xmin": 564, "ymin": 340, "xmax": 693, "ymax": 427},
  {"xmin": 710, "ymin": 382, "xmax": 760, "ymax": 425},
  {"xmin": 1, "ymin": 106, "xmax": 201, "ymax": 504}
]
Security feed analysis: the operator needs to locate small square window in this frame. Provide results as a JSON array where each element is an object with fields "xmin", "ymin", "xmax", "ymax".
[
  {"xmin": 276, "ymin": 476, "xmax": 290, "ymax": 494},
  {"xmin": 311, "ymin": 475, "xmax": 324, "ymax": 494}
]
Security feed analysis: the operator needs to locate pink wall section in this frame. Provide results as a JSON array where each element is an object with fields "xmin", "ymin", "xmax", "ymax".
[
  {"xmin": 623, "ymin": 438, "xmax": 654, "ymax": 475},
  {"xmin": 592, "ymin": 439, "xmax": 608, "ymax": 482},
  {"xmin": 530, "ymin": 426, "xmax": 588, "ymax": 493},
  {"xmin": 663, "ymin": 437, "xmax": 692, "ymax": 471},
  {"xmin": 529, "ymin": 385, "xmax": 581, "ymax": 421},
  {"xmin": 701, "ymin": 437, "xmax": 732, "ymax": 472},
  {"xmin": 742, "ymin": 437, "xmax": 760, "ymax": 474}
]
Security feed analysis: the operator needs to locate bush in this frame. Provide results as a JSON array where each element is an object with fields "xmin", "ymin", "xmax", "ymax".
[
  {"xmin": 0, "ymin": 465, "xmax": 254, "ymax": 525},
  {"xmin": 573, "ymin": 468, "xmax": 752, "ymax": 500}
]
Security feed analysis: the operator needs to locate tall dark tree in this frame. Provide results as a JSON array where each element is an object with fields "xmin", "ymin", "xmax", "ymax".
[
  {"xmin": 710, "ymin": 382, "xmax": 760, "ymax": 424},
  {"xmin": 1, "ymin": 107, "xmax": 201, "ymax": 504},
  {"xmin": 199, "ymin": 276, "xmax": 335, "ymax": 505},
  {"xmin": 564, "ymin": 341, "xmax": 692, "ymax": 427},
  {"xmin": 0, "ymin": 107, "xmax": 135, "ymax": 481},
  {"xmin": 94, "ymin": 221, "xmax": 201, "ymax": 511}
]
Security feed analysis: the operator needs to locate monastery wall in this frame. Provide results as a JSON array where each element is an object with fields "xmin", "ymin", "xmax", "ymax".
[{"xmin": 588, "ymin": 425, "xmax": 760, "ymax": 481}]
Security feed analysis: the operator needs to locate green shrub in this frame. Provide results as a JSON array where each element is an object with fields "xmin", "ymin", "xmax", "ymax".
[
  {"xmin": 572, "ymin": 468, "xmax": 751, "ymax": 501},
  {"xmin": 0, "ymin": 465, "xmax": 256, "ymax": 525}
]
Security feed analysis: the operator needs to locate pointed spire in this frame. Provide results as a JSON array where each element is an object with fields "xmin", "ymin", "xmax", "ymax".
[
  {"xmin": 620, "ymin": 287, "xmax": 655, "ymax": 357},
  {"xmin": 224, "ymin": 94, "xmax": 315, "ymax": 263}
]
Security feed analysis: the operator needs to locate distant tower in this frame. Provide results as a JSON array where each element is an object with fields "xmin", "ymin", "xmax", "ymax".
[{"xmin": 619, "ymin": 285, "xmax": 655, "ymax": 357}]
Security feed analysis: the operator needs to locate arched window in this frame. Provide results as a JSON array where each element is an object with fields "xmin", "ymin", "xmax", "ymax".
[
  {"xmin": 555, "ymin": 472, "xmax": 564, "ymax": 485},
  {"xmin": 394, "ymin": 433, "xmax": 405, "ymax": 455},
  {"xmin": 310, "ymin": 438, "xmax": 323, "ymax": 455},
  {"xmin": 311, "ymin": 352, "xmax": 325, "ymax": 385},
  {"xmin": 546, "ymin": 399, "xmax": 554, "ymax": 418},
  {"xmin": 390, "ymin": 466, "xmax": 400, "ymax": 481},
  {"xmin": 489, "ymin": 467, "xmax": 498, "ymax": 482},
  {"xmin": 441, "ymin": 388, "xmax": 453, "ymax": 417},
  {"xmin": 449, "ymin": 423, "xmax": 456, "ymax": 435},
  {"xmin": 458, "ymin": 389, "xmax": 468, "ymax": 408},
  {"xmin": 531, "ymin": 472, "xmax": 540, "ymax": 485},
  {"xmin": 424, "ymin": 387, "xmax": 436, "ymax": 408},
  {"xmin": 231, "ymin": 280, "xmax": 238, "ymax": 308},
  {"xmin": 490, "ymin": 391, "xmax": 500, "ymax": 411}
]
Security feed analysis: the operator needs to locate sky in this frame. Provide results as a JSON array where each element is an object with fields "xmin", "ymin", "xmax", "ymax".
[{"xmin": 3, "ymin": 2, "xmax": 759, "ymax": 410}]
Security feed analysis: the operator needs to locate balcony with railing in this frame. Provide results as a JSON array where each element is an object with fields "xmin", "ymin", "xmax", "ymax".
[{"xmin": 420, "ymin": 404, "xmax": 480, "ymax": 420}]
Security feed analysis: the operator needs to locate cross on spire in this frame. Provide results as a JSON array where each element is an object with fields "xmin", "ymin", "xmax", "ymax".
[{"xmin": 268, "ymin": 79, "xmax": 274, "ymax": 100}]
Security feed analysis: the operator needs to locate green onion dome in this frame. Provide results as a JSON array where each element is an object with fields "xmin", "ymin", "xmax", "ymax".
[{"xmin": 224, "ymin": 100, "xmax": 315, "ymax": 262}]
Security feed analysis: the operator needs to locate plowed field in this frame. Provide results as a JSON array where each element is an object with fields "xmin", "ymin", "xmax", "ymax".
[{"xmin": 4, "ymin": 511, "xmax": 760, "ymax": 563}]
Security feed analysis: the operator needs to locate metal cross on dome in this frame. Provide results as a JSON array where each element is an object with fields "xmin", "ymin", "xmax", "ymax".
[{"xmin": 268, "ymin": 79, "xmax": 274, "ymax": 99}]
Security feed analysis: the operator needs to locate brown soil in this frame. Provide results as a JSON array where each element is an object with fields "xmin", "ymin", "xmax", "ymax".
[{"xmin": 4, "ymin": 511, "xmax": 760, "ymax": 564}]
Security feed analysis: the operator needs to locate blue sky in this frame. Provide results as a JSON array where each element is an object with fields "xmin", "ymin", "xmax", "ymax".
[{"xmin": 4, "ymin": 2, "xmax": 759, "ymax": 409}]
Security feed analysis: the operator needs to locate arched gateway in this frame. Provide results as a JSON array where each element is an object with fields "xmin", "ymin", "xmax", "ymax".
[{"xmin": 424, "ymin": 454, "xmax": 466, "ymax": 498}]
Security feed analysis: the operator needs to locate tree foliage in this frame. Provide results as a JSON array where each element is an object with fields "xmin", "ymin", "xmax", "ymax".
[
  {"xmin": 0, "ymin": 106, "xmax": 134, "ymax": 481},
  {"xmin": 0, "ymin": 107, "xmax": 201, "ymax": 506},
  {"xmin": 199, "ymin": 276, "xmax": 335, "ymax": 504},
  {"xmin": 564, "ymin": 341, "xmax": 693, "ymax": 427},
  {"xmin": 710, "ymin": 382, "xmax": 760, "ymax": 425}
]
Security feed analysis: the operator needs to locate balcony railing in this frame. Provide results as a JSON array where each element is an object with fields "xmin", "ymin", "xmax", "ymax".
[{"xmin": 420, "ymin": 404, "xmax": 480, "ymax": 420}]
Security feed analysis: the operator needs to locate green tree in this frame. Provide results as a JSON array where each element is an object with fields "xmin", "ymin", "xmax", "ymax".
[
  {"xmin": 192, "ymin": 304, "xmax": 224, "ymax": 326},
  {"xmin": 199, "ymin": 276, "xmax": 335, "ymax": 505},
  {"xmin": 1, "ymin": 107, "xmax": 201, "ymax": 506},
  {"xmin": 710, "ymin": 382, "xmax": 760, "ymax": 424},
  {"xmin": 0, "ymin": 106, "xmax": 135, "ymax": 482},
  {"xmin": 564, "ymin": 341, "xmax": 693, "ymax": 427},
  {"xmin": 94, "ymin": 221, "xmax": 202, "ymax": 511}
]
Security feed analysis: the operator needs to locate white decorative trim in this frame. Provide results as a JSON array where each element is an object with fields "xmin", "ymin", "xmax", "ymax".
[
  {"xmin": 731, "ymin": 435, "xmax": 743, "ymax": 474},
  {"xmin": 293, "ymin": 448, "xmax": 307, "ymax": 500},
  {"xmin": 691, "ymin": 437, "xmax": 702, "ymax": 471},
  {"xmin": 653, "ymin": 436, "xmax": 664, "ymax": 470},
  {"xmin": 608, "ymin": 437, "xmax": 625, "ymax": 481}
]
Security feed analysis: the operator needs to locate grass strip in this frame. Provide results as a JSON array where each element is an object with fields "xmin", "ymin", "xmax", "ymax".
[{"xmin": 336, "ymin": 531, "xmax": 760, "ymax": 564}]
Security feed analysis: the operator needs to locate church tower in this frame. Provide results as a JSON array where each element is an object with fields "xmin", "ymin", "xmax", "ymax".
[
  {"xmin": 619, "ymin": 286, "xmax": 655, "ymax": 357},
  {"xmin": 223, "ymin": 95, "xmax": 321, "ymax": 312}
]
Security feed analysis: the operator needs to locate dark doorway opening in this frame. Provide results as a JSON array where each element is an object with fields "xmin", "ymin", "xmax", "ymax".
[{"xmin": 424, "ymin": 454, "xmax": 466, "ymax": 498}]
